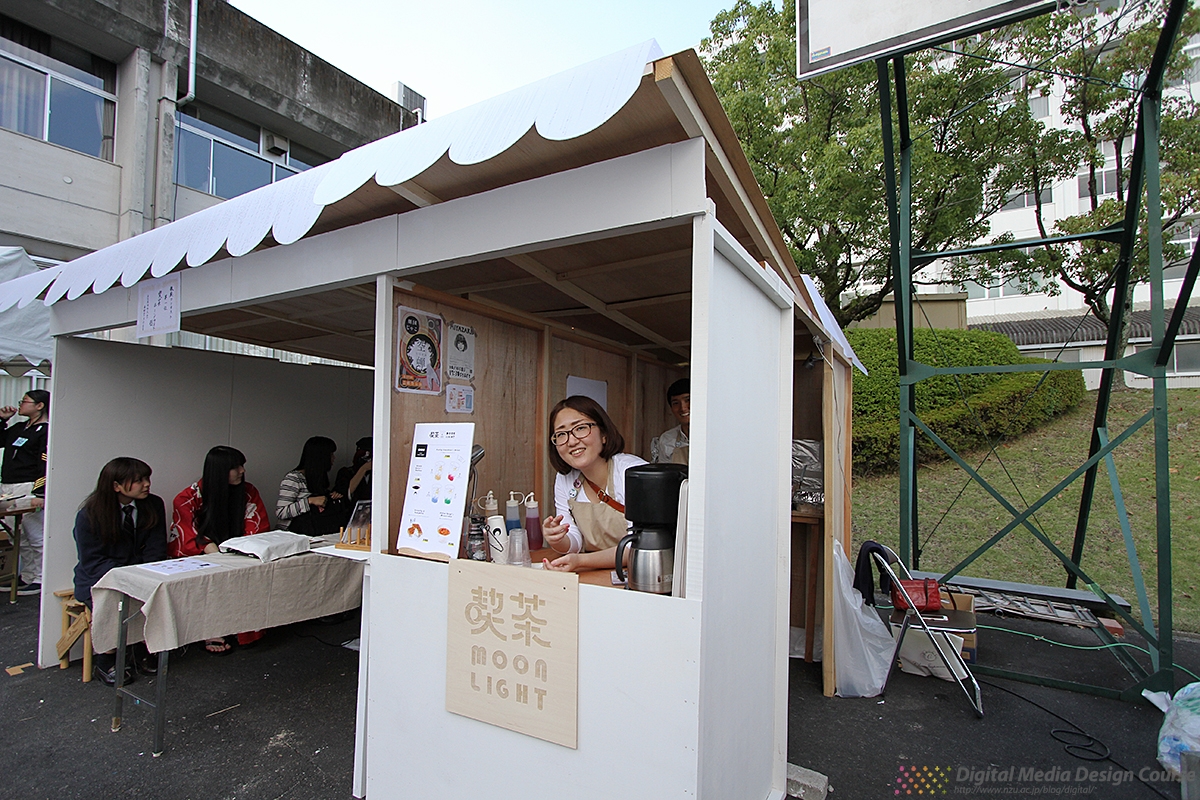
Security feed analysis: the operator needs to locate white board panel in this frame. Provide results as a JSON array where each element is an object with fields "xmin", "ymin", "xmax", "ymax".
[
  {"xmin": 690, "ymin": 231, "xmax": 792, "ymax": 798},
  {"xmin": 366, "ymin": 554, "xmax": 701, "ymax": 799},
  {"xmin": 798, "ymin": 0, "xmax": 1057, "ymax": 79}
]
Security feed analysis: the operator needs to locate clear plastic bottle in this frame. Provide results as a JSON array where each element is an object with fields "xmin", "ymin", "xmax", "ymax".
[
  {"xmin": 523, "ymin": 492, "xmax": 543, "ymax": 550},
  {"xmin": 505, "ymin": 491, "xmax": 523, "ymax": 532}
]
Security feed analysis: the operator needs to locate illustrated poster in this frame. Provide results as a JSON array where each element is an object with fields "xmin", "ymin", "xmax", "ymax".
[
  {"xmin": 137, "ymin": 273, "xmax": 181, "ymax": 338},
  {"xmin": 397, "ymin": 423, "xmax": 475, "ymax": 558},
  {"xmin": 395, "ymin": 306, "xmax": 444, "ymax": 394},
  {"xmin": 446, "ymin": 384, "xmax": 474, "ymax": 414},
  {"xmin": 446, "ymin": 559, "xmax": 579, "ymax": 748},
  {"xmin": 446, "ymin": 322, "xmax": 476, "ymax": 382}
]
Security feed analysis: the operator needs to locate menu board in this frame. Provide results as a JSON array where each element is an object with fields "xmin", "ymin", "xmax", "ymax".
[
  {"xmin": 397, "ymin": 423, "xmax": 475, "ymax": 559},
  {"xmin": 446, "ymin": 559, "xmax": 579, "ymax": 748}
]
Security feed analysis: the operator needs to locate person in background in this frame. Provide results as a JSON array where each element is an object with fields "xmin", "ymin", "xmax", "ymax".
[
  {"xmin": 542, "ymin": 395, "xmax": 647, "ymax": 573},
  {"xmin": 170, "ymin": 446, "xmax": 271, "ymax": 654},
  {"xmin": 170, "ymin": 446, "xmax": 270, "ymax": 559},
  {"xmin": 277, "ymin": 436, "xmax": 348, "ymax": 535},
  {"xmin": 72, "ymin": 457, "xmax": 168, "ymax": 685},
  {"xmin": 650, "ymin": 378, "xmax": 690, "ymax": 465},
  {"xmin": 334, "ymin": 436, "xmax": 373, "ymax": 506},
  {"xmin": 0, "ymin": 390, "xmax": 50, "ymax": 596}
]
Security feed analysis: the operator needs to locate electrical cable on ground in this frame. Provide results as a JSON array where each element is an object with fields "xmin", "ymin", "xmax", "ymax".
[
  {"xmin": 977, "ymin": 623, "xmax": 1200, "ymax": 682},
  {"xmin": 978, "ymin": 677, "xmax": 1174, "ymax": 799}
]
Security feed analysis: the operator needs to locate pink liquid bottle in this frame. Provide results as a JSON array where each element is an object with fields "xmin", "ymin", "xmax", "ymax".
[{"xmin": 523, "ymin": 492, "xmax": 543, "ymax": 550}]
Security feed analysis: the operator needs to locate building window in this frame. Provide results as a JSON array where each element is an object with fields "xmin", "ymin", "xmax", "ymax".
[
  {"xmin": 0, "ymin": 22, "xmax": 116, "ymax": 160},
  {"xmin": 1001, "ymin": 187, "xmax": 1053, "ymax": 211},
  {"xmin": 174, "ymin": 102, "xmax": 328, "ymax": 199},
  {"xmin": 1137, "ymin": 341, "xmax": 1200, "ymax": 375}
]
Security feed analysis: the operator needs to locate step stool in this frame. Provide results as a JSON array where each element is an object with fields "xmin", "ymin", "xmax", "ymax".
[{"xmin": 53, "ymin": 589, "xmax": 92, "ymax": 682}]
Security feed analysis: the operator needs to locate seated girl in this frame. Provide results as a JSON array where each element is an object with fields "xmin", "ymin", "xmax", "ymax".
[
  {"xmin": 277, "ymin": 436, "xmax": 349, "ymax": 535},
  {"xmin": 542, "ymin": 396, "xmax": 647, "ymax": 572},
  {"xmin": 169, "ymin": 445, "xmax": 270, "ymax": 558},
  {"xmin": 170, "ymin": 445, "xmax": 270, "ymax": 654},
  {"xmin": 72, "ymin": 457, "xmax": 168, "ymax": 684}
]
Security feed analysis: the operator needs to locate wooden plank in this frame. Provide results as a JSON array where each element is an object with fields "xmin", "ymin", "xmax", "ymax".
[
  {"xmin": 557, "ymin": 247, "xmax": 692, "ymax": 282},
  {"xmin": 388, "ymin": 290, "xmax": 540, "ymax": 550},
  {"xmin": 821, "ymin": 355, "xmax": 836, "ymax": 697}
]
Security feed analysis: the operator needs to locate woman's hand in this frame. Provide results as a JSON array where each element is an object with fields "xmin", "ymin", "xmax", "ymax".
[
  {"xmin": 308, "ymin": 495, "xmax": 326, "ymax": 508},
  {"xmin": 329, "ymin": 491, "xmax": 344, "ymax": 501},
  {"xmin": 203, "ymin": 542, "xmax": 220, "ymax": 555},
  {"xmin": 0, "ymin": 405, "xmax": 15, "ymax": 421},
  {"xmin": 546, "ymin": 553, "xmax": 583, "ymax": 572},
  {"xmin": 542, "ymin": 514, "xmax": 570, "ymax": 552},
  {"xmin": 29, "ymin": 497, "xmax": 44, "ymax": 509}
]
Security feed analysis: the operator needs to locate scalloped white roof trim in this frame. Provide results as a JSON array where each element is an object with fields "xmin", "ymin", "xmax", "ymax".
[{"xmin": 0, "ymin": 40, "xmax": 663, "ymax": 311}]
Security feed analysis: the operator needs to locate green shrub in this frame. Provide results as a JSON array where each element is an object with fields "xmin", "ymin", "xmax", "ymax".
[{"xmin": 847, "ymin": 328, "xmax": 1086, "ymax": 474}]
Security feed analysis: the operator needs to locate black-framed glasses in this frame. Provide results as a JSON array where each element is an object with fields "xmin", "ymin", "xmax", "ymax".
[{"xmin": 550, "ymin": 422, "xmax": 598, "ymax": 447}]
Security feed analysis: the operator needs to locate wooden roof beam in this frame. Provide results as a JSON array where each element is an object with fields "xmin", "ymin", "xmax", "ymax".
[
  {"xmin": 505, "ymin": 252, "xmax": 689, "ymax": 359},
  {"xmin": 653, "ymin": 55, "xmax": 799, "ymax": 295},
  {"xmin": 556, "ymin": 247, "xmax": 692, "ymax": 282}
]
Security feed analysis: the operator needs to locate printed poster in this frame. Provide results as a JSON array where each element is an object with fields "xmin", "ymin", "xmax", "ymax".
[
  {"xmin": 397, "ymin": 423, "xmax": 475, "ymax": 558},
  {"xmin": 446, "ymin": 384, "xmax": 474, "ymax": 414},
  {"xmin": 446, "ymin": 322, "xmax": 476, "ymax": 382},
  {"xmin": 137, "ymin": 274, "xmax": 181, "ymax": 338},
  {"xmin": 395, "ymin": 306, "xmax": 444, "ymax": 394},
  {"xmin": 446, "ymin": 559, "xmax": 579, "ymax": 748}
]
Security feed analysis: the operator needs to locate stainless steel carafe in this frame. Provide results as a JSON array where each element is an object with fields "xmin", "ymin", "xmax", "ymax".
[{"xmin": 615, "ymin": 464, "xmax": 687, "ymax": 594}]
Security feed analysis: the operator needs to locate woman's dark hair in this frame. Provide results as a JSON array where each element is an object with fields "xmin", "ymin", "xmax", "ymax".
[
  {"xmin": 24, "ymin": 389, "xmax": 49, "ymax": 417},
  {"xmin": 296, "ymin": 436, "xmax": 337, "ymax": 495},
  {"xmin": 195, "ymin": 446, "xmax": 247, "ymax": 547},
  {"xmin": 547, "ymin": 395, "xmax": 625, "ymax": 475},
  {"xmin": 82, "ymin": 457, "xmax": 157, "ymax": 546}
]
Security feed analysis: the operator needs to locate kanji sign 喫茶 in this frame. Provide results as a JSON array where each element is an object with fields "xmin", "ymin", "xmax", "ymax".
[{"xmin": 446, "ymin": 560, "xmax": 579, "ymax": 748}]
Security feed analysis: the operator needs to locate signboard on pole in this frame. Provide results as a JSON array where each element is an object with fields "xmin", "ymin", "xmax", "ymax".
[{"xmin": 797, "ymin": 0, "xmax": 1059, "ymax": 79}]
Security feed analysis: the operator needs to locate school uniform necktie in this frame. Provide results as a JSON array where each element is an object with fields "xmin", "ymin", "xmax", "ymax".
[{"xmin": 122, "ymin": 505, "xmax": 135, "ymax": 537}]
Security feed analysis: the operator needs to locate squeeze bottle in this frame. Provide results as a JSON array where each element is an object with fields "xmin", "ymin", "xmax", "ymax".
[
  {"xmin": 505, "ymin": 492, "xmax": 523, "ymax": 532},
  {"xmin": 481, "ymin": 491, "xmax": 509, "ymax": 565},
  {"xmin": 523, "ymin": 492, "xmax": 543, "ymax": 550}
]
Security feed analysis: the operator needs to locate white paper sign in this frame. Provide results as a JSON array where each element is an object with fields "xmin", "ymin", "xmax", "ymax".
[
  {"xmin": 446, "ymin": 384, "xmax": 474, "ymax": 414},
  {"xmin": 137, "ymin": 274, "xmax": 181, "ymax": 338},
  {"xmin": 446, "ymin": 322, "xmax": 476, "ymax": 382},
  {"xmin": 137, "ymin": 557, "xmax": 217, "ymax": 576},
  {"xmin": 565, "ymin": 375, "xmax": 607, "ymax": 409},
  {"xmin": 398, "ymin": 423, "xmax": 475, "ymax": 558},
  {"xmin": 446, "ymin": 559, "xmax": 579, "ymax": 748}
]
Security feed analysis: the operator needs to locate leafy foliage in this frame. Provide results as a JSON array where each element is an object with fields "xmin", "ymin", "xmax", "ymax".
[{"xmin": 848, "ymin": 328, "xmax": 1086, "ymax": 473}]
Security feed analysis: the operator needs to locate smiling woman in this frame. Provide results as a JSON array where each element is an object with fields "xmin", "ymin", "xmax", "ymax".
[{"xmin": 542, "ymin": 395, "xmax": 646, "ymax": 573}]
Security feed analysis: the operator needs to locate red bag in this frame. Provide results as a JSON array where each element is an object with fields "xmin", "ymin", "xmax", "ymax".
[{"xmin": 891, "ymin": 578, "xmax": 943, "ymax": 612}]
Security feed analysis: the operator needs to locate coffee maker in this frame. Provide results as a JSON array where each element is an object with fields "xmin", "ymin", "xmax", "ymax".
[{"xmin": 615, "ymin": 464, "xmax": 688, "ymax": 594}]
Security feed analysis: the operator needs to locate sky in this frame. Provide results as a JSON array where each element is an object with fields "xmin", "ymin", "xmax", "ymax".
[{"xmin": 228, "ymin": 0, "xmax": 737, "ymax": 118}]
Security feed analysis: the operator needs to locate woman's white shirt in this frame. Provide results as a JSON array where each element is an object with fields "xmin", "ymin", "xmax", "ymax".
[{"xmin": 552, "ymin": 452, "xmax": 647, "ymax": 554}]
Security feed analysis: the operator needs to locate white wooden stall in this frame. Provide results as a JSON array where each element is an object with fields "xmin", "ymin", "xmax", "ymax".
[{"xmin": 0, "ymin": 42, "xmax": 857, "ymax": 799}]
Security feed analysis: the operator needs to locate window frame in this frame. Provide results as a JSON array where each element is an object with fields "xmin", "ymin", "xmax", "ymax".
[
  {"xmin": 175, "ymin": 113, "xmax": 282, "ymax": 199},
  {"xmin": 0, "ymin": 43, "xmax": 118, "ymax": 159}
]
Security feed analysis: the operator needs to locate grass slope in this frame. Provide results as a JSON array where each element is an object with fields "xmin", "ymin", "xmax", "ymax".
[{"xmin": 851, "ymin": 388, "xmax": 1200, "ymax": 632}]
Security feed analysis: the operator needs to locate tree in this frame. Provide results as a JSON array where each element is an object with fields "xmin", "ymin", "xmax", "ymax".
[
  {"xmin": 1001, "ymin": 0, "xmax": 1200, "ymax": 376},
  {"xmin": 702, "ymin": 1, "xmax": 1076, "ymax": 326}
]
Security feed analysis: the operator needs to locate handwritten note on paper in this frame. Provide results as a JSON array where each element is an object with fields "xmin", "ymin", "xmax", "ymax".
[
  {"xmin": 446, "ymin": 560, "xmax": 579, "ymax": 748},
  {"xmin": 137, "ymin": 274, "xmax": 181, "ymax": 338}
]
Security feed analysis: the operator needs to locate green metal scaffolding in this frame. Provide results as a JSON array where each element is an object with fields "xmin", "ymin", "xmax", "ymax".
[{"xmin": 876, "ymin": 0, "xmax": 1199, "ymax": 699}]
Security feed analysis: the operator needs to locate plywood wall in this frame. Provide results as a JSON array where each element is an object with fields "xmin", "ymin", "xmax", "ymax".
[{"xmin": 388, "ymin": 289, "xmax": 540, "ymax": 549}]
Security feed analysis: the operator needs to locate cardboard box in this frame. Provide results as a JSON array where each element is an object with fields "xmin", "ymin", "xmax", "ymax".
[{"xmin": 891, "ymin": 590, "xmax": 977, "ymax": 664}]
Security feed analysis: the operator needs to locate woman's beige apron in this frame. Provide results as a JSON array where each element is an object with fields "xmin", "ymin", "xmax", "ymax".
[{"xmin": 567, "ymin": 460, "xmax": 628, "ymax": 551}]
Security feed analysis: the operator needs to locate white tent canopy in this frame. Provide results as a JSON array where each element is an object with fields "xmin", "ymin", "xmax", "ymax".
[{"xmin": 0, "ymin": 247, "xmax": 52, "ymax": 375}]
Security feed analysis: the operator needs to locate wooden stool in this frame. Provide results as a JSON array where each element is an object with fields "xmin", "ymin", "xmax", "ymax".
[{"xmin": 53, "ymin": 589, "xmax": 92, "ymax": 682}]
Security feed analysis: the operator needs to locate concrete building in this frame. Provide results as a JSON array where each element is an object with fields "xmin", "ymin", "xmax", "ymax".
[{"xmin": 1, "ymin": 0, "xmax": 421, "ymax": 265}]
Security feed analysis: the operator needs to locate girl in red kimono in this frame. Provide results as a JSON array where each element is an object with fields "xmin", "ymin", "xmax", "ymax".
[{"xmin": 169, "ymin": 445, "xmax": 270, "ymax": 653}]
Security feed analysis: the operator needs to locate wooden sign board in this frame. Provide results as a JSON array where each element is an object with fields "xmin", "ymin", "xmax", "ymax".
[{"xmin": 446, "ymin": 560, "xmax": 579, "ymax": 748}]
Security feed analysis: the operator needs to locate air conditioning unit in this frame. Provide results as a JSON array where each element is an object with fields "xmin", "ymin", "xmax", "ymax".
[{"xmin": 263, "ymin": 133, "xmax": 288, "ymax": 156}]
